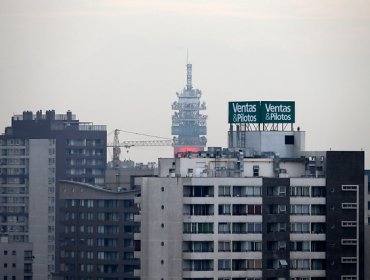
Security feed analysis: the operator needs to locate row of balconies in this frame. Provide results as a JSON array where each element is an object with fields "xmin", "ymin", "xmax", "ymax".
[{"xmin": 183, "ymin": 185, "xmax": 326, "ymax": 198}]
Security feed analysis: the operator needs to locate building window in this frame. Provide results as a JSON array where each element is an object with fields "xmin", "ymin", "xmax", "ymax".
[
  {"xmin": 232, "ymin": 223, "xmax": 246, "ymax": 234},
  {"xmin": 184, "ymin": 223, "xmax": 214, "ymax": 234},
  {"xmin": 341, "ymin": 185, "xmax": 358, "ymax": 191},
  {"xmin": 312, "ymin": 186, "xmax": 325, "ymax": 197},
  {"xmin": 246, "ymin": 223, "xmax": 262, "ymax": 233},
  {"xmin": 253, "ymin": 165, "xmax": 259, "ymax": 177},
  {"xmin": 86, "ymin": 264, "xmax": 93, "ymax": 272},
  {"xmin": 341, "ymin": 221, "xmax": 357, "ymax": 227},
  {"xmin": 123, "ymin": 200, "xmax": 134, "ymax": 208},
  {"xmin": 311, "ymin": 205, "xmax": 326, "ymax": 215},
  {"xmin": 218, "ymin": 204, "xmax": 231, "ymax": 215},
  {"xmin": 218, "ymin": 223, "xmax": 231, "ymax": 234},
  {"xmin": 24, "ymin": 251, "xmax": 32, "ymax": 260},
  {"xmin": 291, "ymin": 241, "xmax": 310, "ymax": 252},
  {"xmin": 267, "ymin": 186, "xmax": 286, "ymax": 196},
  {"xmin": 218, "ymin": 241, "xmax": 231, "ymax": 252},
  {"xmin": 246, "ymin": 259, "xmax": 262, "ymax": 270},
  {"xmin": 123, "ymin": 252, "xmax": 134, "ymax": 260},
  {"xmin": 341, "ymin": 257, "xmax": 357, "ymax": 263},
  {"xmin": 291, "ymin": 259, "xmax": 310, "ymax": 270},
  {"xmin": 245, "ymin": 186, "xmax": 262, "ymax": 196},
  {"xmin": 342, "ymin": 203, "xmax": 357, "ymax": 209},
  {"xmin": 268, "ymin": 204, "xmax": 287, "ymax": 214},
  {"xmin": 290, "ymin": 204, "xmax": 309, "ymax": 215},
  {"xmin": 87, "ymin": 200, "xmax": 94, "ymax": 208},
  {"xmin": 245, "ymin": 241, "xmax": 262, "ymax": 252},
  {"xmin": 124, "ymin": 239, "xmax": 134, "ymax": 247},
  {"xmin": 218, "ymin": 185, "xmax": 231, "ymax": 197},
  {"xmin": 218, "ymin": 259, "xmax": 231, "ymax": 271},
  {"xmin": 267, "ymin": 223, "xmax": 286, "ymax": 233},
  {"xmin": 341, "ymin": 239, "xmax": 357, "ymax": 245},
  {"xmin": 290, "ymin": 186, "xmax": 310, "ymax": 197},
  {"xmin": 285, "ymin": 135, "xmax": 295, "ymax": 144}
]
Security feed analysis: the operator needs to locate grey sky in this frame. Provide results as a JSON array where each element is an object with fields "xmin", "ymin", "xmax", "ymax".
[{"xmin": 0, "ymin": 0, "xmax": 369, "ymax": 166}]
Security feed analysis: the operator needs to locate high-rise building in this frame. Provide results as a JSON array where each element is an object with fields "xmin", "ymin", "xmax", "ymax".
[
  {"xmin": 171, "ymin": 64, "xmax": 207, "ymax": 154},
  {"xmin": 135, "ymin": 148, "xmax": 364, "ymax": 280},
  {"xmin": 364, "ymin": 170, "xmax": 370, "ymax": 280},
  {"xmin": 0, "ymin": 110, "xmax": 106, "ymax": 279},
  {"xmin": 56, "ymin": 181, "xmax": 140, "ymax": 280},
  {"xmin": 0, "ymin": 138, "xmax": 56, "ymax": 279},
  {"xmin": 7, "ymin": 110, "xmax": 107, "ymax": 185}
]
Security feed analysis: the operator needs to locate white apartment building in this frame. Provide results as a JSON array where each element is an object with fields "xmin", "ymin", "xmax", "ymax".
[{"xmin": 134, "ymin": 147, "xmax": 364, "ymax": 280}]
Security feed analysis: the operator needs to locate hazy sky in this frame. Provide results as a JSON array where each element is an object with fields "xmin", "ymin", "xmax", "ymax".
[{"xmin": 0, "ymin": 0, "xmax": 369, "ymax": 167}]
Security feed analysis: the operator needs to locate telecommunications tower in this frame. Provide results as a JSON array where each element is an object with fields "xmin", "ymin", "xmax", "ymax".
[{"xmin": 171, "ymin": 62, "xmax": 207, "ymax": 154}]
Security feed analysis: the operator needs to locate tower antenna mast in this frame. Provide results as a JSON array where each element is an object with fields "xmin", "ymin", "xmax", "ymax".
[{"xmin": 186, "ymin": 50, "xmax": 192, "ymax": 90}]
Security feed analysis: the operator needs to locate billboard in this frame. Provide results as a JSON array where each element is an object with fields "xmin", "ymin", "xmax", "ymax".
[
  {"xmin": 261, "ymin": 101, "xmax": 295, "ymax": 123},
  {"xmin": 228, "ymin": 101, "xmax": 295, "ymax": 124},
  {"xmin": 228, "ymin": 101, "xmax": 260, "ymax": 123}
]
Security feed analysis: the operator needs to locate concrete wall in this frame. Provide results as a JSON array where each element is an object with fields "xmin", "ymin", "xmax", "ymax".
[
  {"xmin": 138, "ymin": 177, "xmax": 183, "ymax": 280},
  {"xmin": 29, "ymin": 139, "xmax": 54, "ymax": 280},
  {"xmin": 229, "ymin": 131, "xmax": 305, "ymax": 158}
]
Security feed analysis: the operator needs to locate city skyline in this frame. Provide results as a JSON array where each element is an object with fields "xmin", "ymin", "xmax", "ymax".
[{"xmin": 0, "ymin": 0, "xmax": 369, "ymax": 166}]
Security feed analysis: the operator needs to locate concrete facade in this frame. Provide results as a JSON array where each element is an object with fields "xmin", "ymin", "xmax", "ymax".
[
  {"xmin": 0, "ymin": 235, "xmax": 33, "ymax": 279},
  {"xmin": 228, "ymin": 130, "xmax": 305, "ymax": 158},
  {"xmin": 135, "ymin": 149, "xmax": 364, "ymax": 280},
  {"xmin": 29, "ymin": 139, "xmax": 56, "ymax": 279},
  {"xmin": 56, "ymin": 181, "xmax": 140, "ymax": 280},
  {"xmin": 0, "ymin": 138, "xmax": 55, "ymax": 279}
]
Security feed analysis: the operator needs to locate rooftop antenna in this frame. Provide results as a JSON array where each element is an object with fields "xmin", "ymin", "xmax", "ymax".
[{"xmin": 186, "ymin": 49, "xmax": 192, "ymax": 90}]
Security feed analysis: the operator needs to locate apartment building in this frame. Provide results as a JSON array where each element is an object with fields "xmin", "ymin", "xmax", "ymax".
[
  {"xmin": 135, "ymin": 147, "xmax": 364, "ymax": 280},
  {"xmin": 0, "ymin": 138, "xmax": 56, "ymax": 279},
  {"xmin": 56, "ymin": 181, "xmax": 140, "ymax": 280},
  {"xmin": 7, "ymin": 110, "xmax": 107, "ymax": 185},
  {"xmin": 0, "ymin": 110, "xmax": 106, "ymax": 279}
]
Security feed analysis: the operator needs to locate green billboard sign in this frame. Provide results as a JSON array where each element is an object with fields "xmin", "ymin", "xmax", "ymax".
[
  {"xmin": 261, "ymin": 101, "xmax": 295, "ymax": 123},
  {"xmin": 228, "ymin": 101, "xmax": 295, "ymax": 124},
  {"xmin": 228, "ymin": 101, "xmax": 260, "ymax": 123}
]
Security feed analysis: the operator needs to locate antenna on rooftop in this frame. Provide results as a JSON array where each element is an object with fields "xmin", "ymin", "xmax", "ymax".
[{"xmin": 186, "ymin": 49, "xmax": 192, "ymax": 90}]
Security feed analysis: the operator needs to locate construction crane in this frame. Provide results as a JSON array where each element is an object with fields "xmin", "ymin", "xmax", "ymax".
[{"xmin": 107, "ymin": 129, "xmax": 173, "ymax": 168}]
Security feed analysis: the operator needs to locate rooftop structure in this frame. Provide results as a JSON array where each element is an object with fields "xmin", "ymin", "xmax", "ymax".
[{"xmin": 171, "ymin": 64, "xmax": 207, "ymax": 154}]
